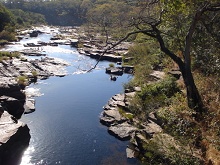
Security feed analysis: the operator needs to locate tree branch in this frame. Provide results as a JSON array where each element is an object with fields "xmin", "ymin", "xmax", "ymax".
[
  {"xmin": 87, "ymin": 30, "xmax": 155, "ymax": 72},
  {"xmin": 152, "ymin": 25, "xmax": 185, "ymax": 70}
]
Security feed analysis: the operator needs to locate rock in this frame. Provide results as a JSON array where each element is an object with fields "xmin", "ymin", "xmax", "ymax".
[
  {"xmin": 150, "ymin": 70, "xmax": 165, "ymax": 80},
  {"xmin": 108, "ymin": 122, "xmax": 137, "ymax": 140},
  {"xmin": 122, "ymin": 65, "xmax": 134, "ymax": 74},
  {"xmin": 112, "ymin": 94, "xmax": 124, "ymax": 102},
  {"xmin": 103, "ymin": 109, "xmax": 122, "ymax": 121},
  {"xmin": 0, "ymin": 77, "xmax": 25, "ymax": 119},
  {"xmin": 148, "ymin": 112, "xmax": 162, "ymax": 126},
  {"xmin": 126, "ymin": 143, "xmax": 140, "ymax": 158},
  {"xmin": 106, "ymin": 67, "xmax": 123, "ymax": 76},
  {"xmin": 168, "ymin": 70, "xmax": 181, "ymax": 79},
  {"xmin": 29, "ymin": 31, "xmax": 38, "ymax": 37},
  {"xmin": 100, "ymin": 116, "xmax": 115, "ymax": 126},
  {"xmin": 134, "ymin": 87, "xmax": 141, "ymax": 92},
  {"xmin": 24, "ymin": 99, "xmax": 35, "ymax": 114},
  {"xmin": 0, "ymin": 96, "xmax": 25, "ymax": 119},
  {"xmin": 110, "ymin": 75, "xmax": 117, "ymax": 81},
  {"xmin": 0, "ymin": 111, "xmax": 30, "ymax": 165},
  {"xmin": 126, "ymin": 147, "xmax": 136, "ymax": 158},
  {"xmin": 86, "ymin": 52, "xmax": 122, "ymax": 62},
  {"xmin": 142, "ymin": 121, "xmax": 163, "ymax": 135}
]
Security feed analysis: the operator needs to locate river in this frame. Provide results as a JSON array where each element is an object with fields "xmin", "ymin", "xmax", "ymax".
[{"xmin": 3, "ymin": 27, "xmax": 140, "ymax": 165}]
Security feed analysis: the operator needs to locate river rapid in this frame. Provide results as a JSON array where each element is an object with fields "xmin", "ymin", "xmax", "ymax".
[{"xmin": 3, "ymin": 26, "xmax": 140, "ymax": 165}]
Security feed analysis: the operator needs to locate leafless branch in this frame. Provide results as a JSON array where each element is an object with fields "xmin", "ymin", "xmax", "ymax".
[{"xmin": 87, "ymin": 30, "xmax": 155, "ymax": 72}]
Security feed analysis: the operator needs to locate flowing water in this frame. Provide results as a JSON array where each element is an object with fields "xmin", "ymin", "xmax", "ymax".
[{"xmin": 3, "ymin": 27, "xmax": 140, "ymax": 165}]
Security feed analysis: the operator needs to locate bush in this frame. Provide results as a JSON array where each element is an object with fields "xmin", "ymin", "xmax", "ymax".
[
  {"xmin": 109, "ymin": 63, "xmax": 115, "ymax": 67},
  {"xmin": 128, "ymin": 76, "xmax": 180, "ymax": 120},
  {"xmin": 0, "ymin": 51, "xmax": 20, "ymax": 62},
  {"xmin": 0, "ymin": 30, "xmax": 16, "ymax": 41},
  {"xmin": 31, "ymin": 70, "xmax": 38, "ymax": 77},
  {"xmin": 17, "ymin": 75, "xmax": 28, "ymax": 86}
]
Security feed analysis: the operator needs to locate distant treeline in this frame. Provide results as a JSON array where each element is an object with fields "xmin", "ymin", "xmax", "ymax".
[{"xmin": 1, "ymin": 0, "xmax": 88, "ymax": 26}]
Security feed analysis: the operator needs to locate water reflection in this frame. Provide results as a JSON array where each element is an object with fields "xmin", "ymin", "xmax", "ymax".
[{"xmin": 3, "ymin": 27, "xmax": 139, "ymax": 165}]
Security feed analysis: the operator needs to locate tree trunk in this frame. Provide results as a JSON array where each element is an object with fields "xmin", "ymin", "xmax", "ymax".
[{"xmin": 181, "ymin": 67, "xmax": 205, "ymax": 117}]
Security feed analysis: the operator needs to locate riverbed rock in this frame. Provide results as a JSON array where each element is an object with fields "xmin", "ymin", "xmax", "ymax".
[
  {"xmin": 0, "ymin": 111, "xmax": 30, "ymax": 165},
  {"xmin": 0, "ymin": 96, "xmax": 25, "ymax": 119},
  {"xmin": 24, "ymin": 98, "xmax": 35, "ymax": 114},
  {"xmin": 103, "ymin": 109, "xmax": 122, "ymax": 121},
  {"xmin": 108, "ymin": 122, "xmax": 137, "ymax": 140},
  {"xmin": 101, "ymin": 94, "xmax": 127, "ymax": 126},
  {"xmin": 0, "ymin": 77, "xmax": 25, "ymax": 119},
  {"xmin": 0, "ymin": 56, "xmax": 69, "ymax": 118},
  {"xmin": 106, "ymin": 67, "xmax": 123, "ymax": 76}
]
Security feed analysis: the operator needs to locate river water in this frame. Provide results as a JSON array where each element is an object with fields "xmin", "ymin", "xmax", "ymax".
[{"xmin": 3, "ymin": 27, "xmax": 140, "ymax": 165}]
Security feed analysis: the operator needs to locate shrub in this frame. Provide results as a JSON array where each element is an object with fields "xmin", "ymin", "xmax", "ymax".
[
  {"xmin": 17, "ymin": 75, "xmax": 28, "ymax": 86},
  {"xmin": 0, "ymin": 51, "xmax": 20, "ymax": 60},
  {"xmin": 128, "ymin": 76, "xmax": 180, "ymax": 120},
  {"xmin": 109, "ymin": 63, "xmax": 115, "ymax": 67},
  {"xmin": 31, "ymin": 70, "xmax": 38, "ymax": 77}
]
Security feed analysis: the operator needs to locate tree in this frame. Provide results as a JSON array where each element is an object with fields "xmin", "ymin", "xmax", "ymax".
[
  {"xmin": 0, "ymin": 3, "xmax": 14, "ymax": 32},
  {"xmin": 88, "ymin": 0, "xmax": 220, "ymax": 118}
]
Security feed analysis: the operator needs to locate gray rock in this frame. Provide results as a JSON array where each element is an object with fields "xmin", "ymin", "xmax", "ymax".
[
  {"xmin": 0, "ymin": 111, "xmax": 30, "ymax": 165},
  {"xmin": 112, "ymin": 94, "xmax": 124, "ymax": 102},
  {"xmin": 108, "ymin": 122, "xmax": 137, "ymax": 140},
  {"xmin": 100, "ymin": 116, "xmax": 115, "ymax": 126},
  {"xmin": 24, "ymin": 99, "xmax": 35, "ymax": 114},
  {"xmin": 106, "ymin": 67, "xmax": 123, "ymax": 76},
  {"xmin": 126, "ymin": 147, "xmax": 136, "ymax": 158},
  {"xmin": 103, "ymin": 109, "xmax": 122, "ymax": 121},
  {"xmin": 0, "ymin": 96, "xmax": 25, "ymax": 119},
  {"xmin": 143, "ymin": 121, "xmax": 162, "ymax": 134}
]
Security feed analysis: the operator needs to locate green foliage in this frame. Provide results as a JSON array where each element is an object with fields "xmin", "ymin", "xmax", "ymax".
[
  {"xmin": 0, "ymin": 3, "xmax": 16, "ymax": 41},
  {"xmin": 108, "ymin": 63, "xmax": 114, "ymax": 67},
  {"xmin": 140, "ymin": 133, "xmax": 201, "ymax": 164},
  {"xmin": 0, "ymin": 51, "xmax": 20, "ymax": 62},
  {"xmin": 118, "ymin": 107, "xmax": 134, "ymax": 120},
  {"xmin": 0, "ymin": 3, "xmax": 14, "ymax": 32},
  {"xmin": 31, "ymin": 70, "xmax": 38, "ymax": 77},
  {"xmin": 0, "ymin": 29, "xmax": 16, "ymax": 41},
  {"xmin": 3, "ymin": 0, "xmax": 85, "ymax": 26},
  {"xmin": 17, "ymin": 75, "xmax": 28, "ymax": 86},
  {"xmin": 126, "ymin": 42, "xmax": 161, "ymax": 85},
  {"xmin": 129, "ymin": 76, "xmax": 179, "ymax": 120},
  {"xmin": 10, "ymin": 9, "xmax": 46, "ymax": 27}
]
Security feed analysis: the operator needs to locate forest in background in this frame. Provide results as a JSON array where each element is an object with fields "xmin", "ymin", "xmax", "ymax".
[{"xmin": 0, "ymin": 0, "xmax": 220, "ymax": 164}]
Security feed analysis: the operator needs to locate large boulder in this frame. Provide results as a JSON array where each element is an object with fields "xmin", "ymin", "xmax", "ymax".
[
  {"xmin": 0, "ymin": 96, "xmax": 25, "ymax": 119},
  {"xmin": 108, "ymin": 122, "xmax": 137, "ymax": 140},
  {"xmin": 0, "ymin": 111, "xmax": 30, "ymax": 165}
]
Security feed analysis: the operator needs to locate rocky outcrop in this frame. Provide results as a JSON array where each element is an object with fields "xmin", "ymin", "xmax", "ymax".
[
  {"xmin": 0, "ymin": 57, "xmax": 69, "ymax": 117},
  {"xmin": 0, "ymin": 110, "xmax": 30, "ymax": 165},
  {"xmin": 108, "ymin": 122, "xmax": 137, "ymax": 140},
  {"xmin": 0, "ymin": 77, "xmax": 25, "ymax": 119},
  {"xmin": 106, "ymin": 67, "xmax": 123, "ymax": 76},
  {"xmin": 77, "ymin": 34, "xmax": 132, "ymax": 63},
  {"xmin": 100, "ymin": 89, "xmax": 166, "ymax": 159}
]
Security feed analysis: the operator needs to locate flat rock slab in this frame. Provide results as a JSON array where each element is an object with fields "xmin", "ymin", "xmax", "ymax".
[
  {"xmin": 112, "ymin": 94, "xmax": 125, "ymax": 102},
  {"xmin": 103, "ymin": 109, "xmax": 122, "ymax": 121},
  {"xmin": 108, "ymin": 122, "xmax": 137, "ymax": 140},
  {"xmin": 144, "ymin": 122, "xmax": 162, "ymax": 134},
  {"xmin": 0, "ymin": 111, "xmax": 25, "ymax": 144},
  {"xmin": 24, "ymin": 99, "xmax": 35, "ymax": 114}
]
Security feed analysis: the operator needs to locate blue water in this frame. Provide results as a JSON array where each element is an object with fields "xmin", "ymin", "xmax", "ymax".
[{"xmin": 3, "ymin": 29, "xmax": 141, "ymax": 165}]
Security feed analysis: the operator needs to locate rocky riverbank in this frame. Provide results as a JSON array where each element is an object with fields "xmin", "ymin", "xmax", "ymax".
[
  {"xmin": 0, "ymin": 25, "xmax": 134, "ymax": 164},
  {"xmin": 100, "ymin": 70, "xmax": 189, "ymax": 162},
  {"xmin": 0, "ymin": 110, "xmax": 30, "ymax": 165},
  {"xmin": 0, "ymin": 55, "xmax": 70, "ymax": 164},
  {"xmin": 0, "ymin": 25, "xmax": 74, "ymax": 163}
]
